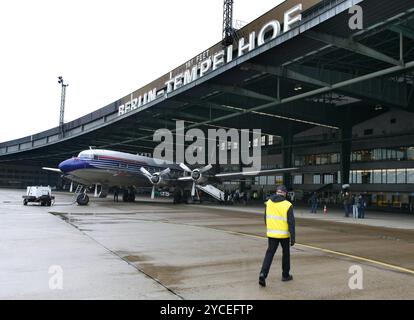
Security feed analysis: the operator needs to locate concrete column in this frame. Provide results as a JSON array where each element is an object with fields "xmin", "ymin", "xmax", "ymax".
[
  {"xmin": 283, "ymin": 124, "xmax": 294, "ymax": 190},
  {"xmin": 340, "ymin": 109, "xmax": 352, "ymax": 185}
]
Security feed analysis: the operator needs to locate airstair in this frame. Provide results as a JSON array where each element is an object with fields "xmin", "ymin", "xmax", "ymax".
[
  {"xmin": 197, "ymin": 184, "xmax": 225, "ymax": 202},
  {"xmin": 72, "ymin": 185, "xmax": 84, "ymax": 204}
]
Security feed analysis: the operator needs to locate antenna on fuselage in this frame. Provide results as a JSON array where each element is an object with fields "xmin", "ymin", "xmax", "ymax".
[{"xmin": 89, "ymin": 146, "xmax": 96, "ymax": 150}]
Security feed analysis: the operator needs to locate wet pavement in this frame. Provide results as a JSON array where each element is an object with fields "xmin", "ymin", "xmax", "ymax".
[{"xmin": 1, "ymin": 189, "xmax": 413, "ymax": 300}]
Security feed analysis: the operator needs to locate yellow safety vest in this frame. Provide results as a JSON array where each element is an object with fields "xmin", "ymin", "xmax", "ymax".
[{"xmin": 265, "ymin": 199, "xmax": 292, "ymax": 239}]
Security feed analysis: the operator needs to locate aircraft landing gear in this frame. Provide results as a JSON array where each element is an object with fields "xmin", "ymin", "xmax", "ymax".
[{"xmin": 76, "ymin": 193, "xmax": 89, "ymax": 206}]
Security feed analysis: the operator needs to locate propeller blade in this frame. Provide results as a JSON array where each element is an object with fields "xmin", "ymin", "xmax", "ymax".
[
  {"xmin": 160, "ymin": 168, "xmax": 171, "ymax": 176},
  {"xmin": 179, "ymin": 163, "xmax": 192, "ymax": 173},
  {"xmin": 151, "ymin": 186, "xmax": 155, "ymax": 199},
  {"xmin": 191, "ymin": 182, "xmax": 196, "ymax": 197},
  {"xmin": 200, "ymin": 164, "xmax": 213, "ymax": 173},
  {"xmin": 140, "ymin": 167, "xmax": 153, "ymax": 179}
]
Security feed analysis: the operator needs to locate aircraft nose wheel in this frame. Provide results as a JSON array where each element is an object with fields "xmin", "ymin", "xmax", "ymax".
[{"xmin": 76, "ymin": 194, "xmax": 89, "ymax": 206}]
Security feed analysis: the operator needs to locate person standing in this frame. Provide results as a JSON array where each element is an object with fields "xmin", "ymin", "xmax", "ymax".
[
  {"xmin": 343, "ymin": 191, "xmax": 350, "ymax": 217},
  {"xmin": 310, "ymin": 192, "xmax": 318, "ymax": 214},
  {"xmin": 352, "ymin": 194, "xmax": 358, "ymax": 219},
  {"xmin": 358, "ymin": 194, "xmax": 366, "ymax": 219},
  {"xmin": 259, "ymin": 185, "xmax": 295, "ymax": 287},
  {"xmin": 113, "ymin": 188, "xmax": 119, "ymax": 202}
]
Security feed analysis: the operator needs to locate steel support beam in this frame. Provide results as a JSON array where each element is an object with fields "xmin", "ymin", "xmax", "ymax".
[
  {"xmin": 241, "ymin": 62, "xmax": 329, "ymax": 87},
  {"xmin": 291, "ymin": 64, "xmax": 408, "ymax": 108},
  {"xmin": 242, "ymin": 62, "xmax": 408, "ymax": 108},
  {"xmin": 305, "ymin": 31, "xmax": 402, "ymax": 66},
  {"xmin": 176, "ymin": 97, "xmax": 339, "ymax": 129},
  {"xmin": 389, "ymin": 25, "xmax": 414, "ymax": 41},
  {"xmin": 206, "ymin": 84, "xmax": 278, "ymax": 102},
  {"xmin": 177, "ymin": 60, "xmax": 414, "ymax": 136}
]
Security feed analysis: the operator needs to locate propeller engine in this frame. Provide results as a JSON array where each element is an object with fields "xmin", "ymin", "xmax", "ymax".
[
  {"xmin": 140, "ymin": 167, "xmax": 171, "ymax": 199},
  {"xmin": 179, "ymin": 163, "xmax": 213, "ymax": 197}
]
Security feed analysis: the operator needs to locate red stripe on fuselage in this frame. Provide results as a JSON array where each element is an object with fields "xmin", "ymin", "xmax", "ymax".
[{"xmin": 98, "ymin": 155, "xmax": 146, "ymax": 165}]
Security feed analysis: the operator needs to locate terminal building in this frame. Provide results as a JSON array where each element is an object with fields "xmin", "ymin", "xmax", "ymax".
[
  {"xmin": 1, "ymin": 0, "xmax": 414, "ymax": 212},
  {"xmin": 224, "ymin": 108, "xmax": 414, "ymax": 212}
]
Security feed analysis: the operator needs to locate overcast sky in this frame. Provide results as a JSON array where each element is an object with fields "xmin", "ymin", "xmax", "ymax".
[{"xmin": 0, "ymin": 0, "xmax": 284, "ymax": 143}]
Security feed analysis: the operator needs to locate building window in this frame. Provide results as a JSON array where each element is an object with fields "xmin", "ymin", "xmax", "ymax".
[
  {"xmin": 267, "ymin": 176, "xmax": 275, "ymax": 185},
  {"xmin": 372, "ymin": 149, "xmax": 382, "ymax": 161},
  {"xmin": 293, "ymin": 175, "xmax": 303, "ymax": 185},
  {"xmin": 397, "ymin": 169, "xmax": 406, "ymax": 184},
  {"xmin": 407, "ymin": 169, "xmax": 414, "ymax": 184},
  {"xmin": 387, "ymin": 169, "xmax": 396, "ymax": 184},
  {"xmin": 324, "ymin": 174, "xmax": 334, "ymax": 184},
  {"xmin": 331, "ymin": 153, "xmax": 339, "ymax": 164},
  {"xmin": 313, "ymin": 174, "xmax": 321, "ymax": 184},
  {"xmin": 407, "ymin": 148, "xmax": 414, "ymax": 160},
  {"xmin": 372, "ymin": 170, "xmax": 382, "ymax": 184},
  {"xmin": 294, "ymin": 156, "xmax": 304, "ymax": 167},
  {"xmin": 261, "ymin": 136, "xmax": 266, "ymax": 146},
  {"xmin": 268, "ymin": 135, "xmax": 274, "ymax": 146},
  {"xmin": 350, "ymin": 171, "xmax": 362, "ymax": 184},
  {"xmin": 275, "ymin": 175, "xmax": 283, "ymax": 185}
]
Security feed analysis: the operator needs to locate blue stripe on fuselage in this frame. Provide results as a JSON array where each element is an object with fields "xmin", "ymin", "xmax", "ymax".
[{"xmin": 59, "ymin": 157, "xmax": 178, "ymax": 176}]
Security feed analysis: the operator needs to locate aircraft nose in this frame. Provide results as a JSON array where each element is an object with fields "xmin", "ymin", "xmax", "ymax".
[{"xmin": 59, "ymin": 158, "xmax": 85, "ymax": 173}]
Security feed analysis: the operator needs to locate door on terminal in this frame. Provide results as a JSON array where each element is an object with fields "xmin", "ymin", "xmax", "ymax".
[
  {"xmin": 392, "ymin": 195, "xmax": 402, "ymax": 208},
  {"xmin": 376, "ymin": 194, "xmax": 385, "ymax": 207}
]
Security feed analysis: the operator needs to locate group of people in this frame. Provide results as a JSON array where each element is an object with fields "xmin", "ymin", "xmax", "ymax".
[
  {"xmin": 343, "ymin": 192, "xmax": 367, "ymax": 219},
  {"xmin": 223, "ymin": 190, "xmax": 258, "ymax": 205},
  {"xmin": 310, "ymin": 191, "xmax": 367, "ymax": 219}
]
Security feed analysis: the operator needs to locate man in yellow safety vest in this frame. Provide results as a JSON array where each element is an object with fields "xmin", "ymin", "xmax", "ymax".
[{"xmin": 259, "ymin": 185, "xmax": 295, "ymax": 287}]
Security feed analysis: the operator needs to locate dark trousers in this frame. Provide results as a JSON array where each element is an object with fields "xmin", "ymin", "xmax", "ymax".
[
  {"xmin": 359, "ymin": 207, "xmax": 365, "ymax": 219},
  {"xmin": 311, "ymin": 203, "xmax": 317, "ymax": 213},
  {"xmin": 344, "ymin": 204, "xmax": 350, "ymax": 217},
  {"xmin": 260, "ymin": 237, "xmax": 290, "ymax": 279}
]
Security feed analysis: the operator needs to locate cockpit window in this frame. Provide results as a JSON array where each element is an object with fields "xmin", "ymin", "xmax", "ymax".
[{"xmin": 78, "ymin": 152, "xmax": 94, "ymax": 159}]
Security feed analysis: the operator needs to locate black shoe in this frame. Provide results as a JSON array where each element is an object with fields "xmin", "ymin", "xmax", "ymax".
[
  {"xmin": 259, "ymin": 274, "xmax": 266, "ymax": 287},
  {"xmin": 282, "ymin": 275, "xmax": 293, "ymax": 282}
]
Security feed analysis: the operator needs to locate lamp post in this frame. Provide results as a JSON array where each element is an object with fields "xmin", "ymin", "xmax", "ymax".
[{"xmin": 58, "ymin": 76, "xmax": 68, "ymax": 137}]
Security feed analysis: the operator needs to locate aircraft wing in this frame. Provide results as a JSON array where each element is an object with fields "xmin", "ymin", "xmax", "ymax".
[
  {"xmin": 42, "ymin": 167, "xmax": 62, "ymax": 173},
  {"xmin": 177, "ymin": 176, "xmax": 194, "ymax": 182},
  {"xmin": 213, "ymin": 167, "xmax": 298, "ymax": 181}
]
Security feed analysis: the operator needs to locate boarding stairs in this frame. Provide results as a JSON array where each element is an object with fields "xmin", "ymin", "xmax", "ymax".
[
  {"xmin": 71, "ymin": 185, "xmax": 84, "ymax": 204},
  {"xmin": 197, "ymin": 184, "xmax": 225, "ymax": 202}
]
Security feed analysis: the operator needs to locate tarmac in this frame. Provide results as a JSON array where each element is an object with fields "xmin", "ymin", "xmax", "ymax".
[{"xmin": 0, "ymin": 188, "xmax": 413, "ymax": 300}]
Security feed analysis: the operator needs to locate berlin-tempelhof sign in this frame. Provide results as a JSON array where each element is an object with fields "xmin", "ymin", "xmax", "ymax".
[{"xmin": 118, "ymin": 2, "xmax": 304, "ymax": 117}]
